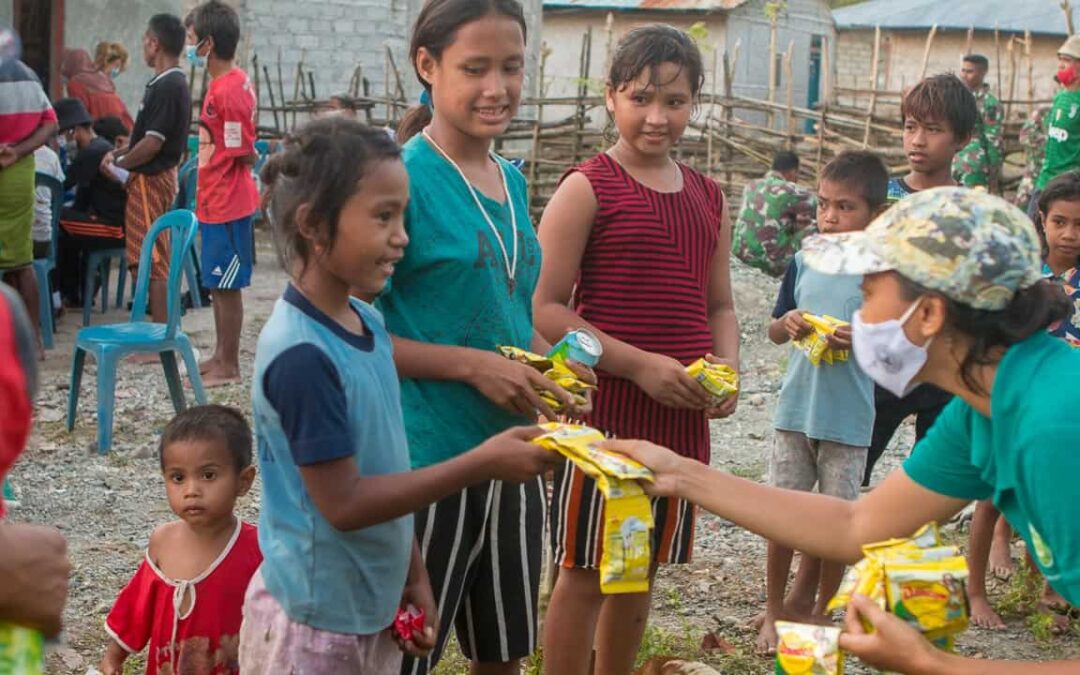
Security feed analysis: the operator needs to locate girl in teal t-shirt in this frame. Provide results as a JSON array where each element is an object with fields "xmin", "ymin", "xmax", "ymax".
[{"xmin": 375, "ymin": 1, "xmax": 584, "ymax": 673}]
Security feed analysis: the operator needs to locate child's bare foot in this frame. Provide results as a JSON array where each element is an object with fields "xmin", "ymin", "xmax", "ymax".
[
  {"xmin": 201, "ymin": 363, "xmax": 242, "ymax": 388},
  {"xmin": 989, "ymin": 523, "xmax": 1015, "ymax": 580},
  {"xmin": 1037, "ymin": 584, "xmax": 1073, "ymax": 634},
  {"xmin": 969, "ymin": 594, "xmax": 1006, "ymax": 630},
  {"xmin": 755, "ymin": 616, "xmax": 779, "ymax": 656},
  {"xmin": 198, "ymin": 356, "xmax": 219, "ymax": 375},
  {"xmin": 747, "ymin": 593, "xmax": 815, "ymax": 630},
  {"xmin": 747, "ymin": 610, "xmax": 766, "ymax": 630}
]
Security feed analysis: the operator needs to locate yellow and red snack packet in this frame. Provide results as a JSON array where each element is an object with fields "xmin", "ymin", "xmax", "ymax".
[
  {"xmin": 793, "ymin": 314, "xmax": 850, "ymax": 366},
  {"xmin": 685, "ymin": 358, "xmax": 739, "ymax": 406},
  {"xmin": 532, "ymin": 423, "xmax": 654, "ymax": 593},
  {"xmin": 774, "ymin": 621, "xmax": 844, "ymax": 674},
  {"xmin": 497, "ymin": 346, "xmax": 595, "ymax": 412},
  {"xmin": 828, "ymin": 523, "xmax": 970, "ymax": 648}
]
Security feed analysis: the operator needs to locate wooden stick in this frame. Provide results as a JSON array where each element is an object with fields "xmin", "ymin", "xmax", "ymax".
[
  {"xmin": 1064, "ymin": 0, "xmax": 1076, "ymax": 35},
  {"xmin": 995, "ymin": 27, "xmax": 1002, "ymax": 96},
  {"xmin": 707, "ymin": 41, "xmax": 719, "ymax": 178},
  {"xmin": 919, "ymin": 24, "xmax": 938, "ymax": 80},
  {"xmin": 263, "ymin": 63, "xmax": 279, "ymax": 134},
  {"xmin": 864, "ymin": 26, "xmax": 881, "ymax": 147},
  {"xmin": 1026, "ymin": 31, "xmax": 1035, "ymax": 114},
  {"xmin": 965, "ymin": 26, "xmax": 974, "ymax": 56},
  {"xmin": 817, "ymin": 36, "xmax": 830, "ymax": 180},
  {"xmin": 529, "ymin": 44, "xmax": 549, "ymax": 206},
  {"xmin": 784, "ymin": 40, "xmax": 795, "ymax": 147},
  {"xmin": 1006, "ymin": 37, "xmax": 1018, "ymax": 122},
  {"xmin": 767, "ymin": 10, "xmax": 778, "ymax": 127}
]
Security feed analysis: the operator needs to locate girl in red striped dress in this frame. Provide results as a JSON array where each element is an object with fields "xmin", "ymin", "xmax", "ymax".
[{"xmin": 534, "ymin": 25, "xmax": 739, "ymax": 675}]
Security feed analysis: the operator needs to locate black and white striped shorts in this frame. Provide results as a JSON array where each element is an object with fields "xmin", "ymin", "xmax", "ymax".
[{"xmin": 401, "ymin": 477, "xmax": 545, "ymax": 674}]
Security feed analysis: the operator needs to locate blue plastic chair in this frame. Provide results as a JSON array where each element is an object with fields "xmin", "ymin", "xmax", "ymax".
[
  {"xmin": 66, "ymin": 210, "xmax": 207, "ymax": 454},
  {"xmin": 82, "ymin": 248, "xmax": 128, "ymax": 326},
  {"xmin": 175, "ymin": 156, "xmax": 202, "ymax": 309},
  {"xmin": 32, "ymin": 173, "xmax": 64, "ymax": 349}
]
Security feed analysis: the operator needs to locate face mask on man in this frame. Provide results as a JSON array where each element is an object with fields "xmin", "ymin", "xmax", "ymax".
[
  {"xmin": 851, "ymin": 298, "xmax": 933, "ymax": 398},
  {"xmin": 185, "ymin": 39, "xmax": 207, "ymax": 68},
  {"xmin": 1057, "ymin": 63, "xmax": 1078, "ymax": 87},
  {"xmin": 110, "ymin": 66, "xmax": 121, "ymax": 79}
]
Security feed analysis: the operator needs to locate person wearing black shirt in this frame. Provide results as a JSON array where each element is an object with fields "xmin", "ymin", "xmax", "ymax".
[
  {"xmin": 53, "ymin": 98, "xmax": 128, "ymax": 306},
  {"xmin": 102, "ymin": 13, "xmax": 191, "ymax": 325}
]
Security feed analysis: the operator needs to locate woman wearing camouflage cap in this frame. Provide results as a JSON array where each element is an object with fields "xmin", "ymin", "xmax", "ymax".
[{"xmin": 611, "ymin": 188, "xmax": 1080, "ymax": 673}]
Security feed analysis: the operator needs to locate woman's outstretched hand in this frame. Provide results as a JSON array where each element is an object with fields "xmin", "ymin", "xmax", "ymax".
[{"xmin": 601, "ymin": 439, "xmax": 686, "ymax": 498}]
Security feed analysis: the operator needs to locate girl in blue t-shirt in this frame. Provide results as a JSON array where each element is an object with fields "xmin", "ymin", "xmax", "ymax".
[
  {"xmin": 378, "ymin": 1, "xmax": 587, "ymax": 673},
  {"xmin": 241, "ymin": 118, "xmax": 557, "ymax": 674}
]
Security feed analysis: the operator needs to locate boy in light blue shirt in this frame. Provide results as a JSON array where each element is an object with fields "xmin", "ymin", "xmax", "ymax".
[{"xmin": 756, "ymin": 151, "xmax": 888, "ymax": 654}]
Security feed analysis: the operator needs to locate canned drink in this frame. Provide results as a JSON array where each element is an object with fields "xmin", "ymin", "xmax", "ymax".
[
  {"xmin": 547, "ymin": 329, "xmax": 602, "ymax": 368},
  {"xmin": 0, "ymin": 623, "xmax": 44, "ymax": 675}
]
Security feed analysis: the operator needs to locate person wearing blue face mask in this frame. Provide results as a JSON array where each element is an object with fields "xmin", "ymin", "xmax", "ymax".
[
  {"xmin": 183, "ymin": 1, "xmax": 259, "ymax": 387},
  {"xmin": 607, "ymin": 188, "xmax": 1080, "ymax": 674}
]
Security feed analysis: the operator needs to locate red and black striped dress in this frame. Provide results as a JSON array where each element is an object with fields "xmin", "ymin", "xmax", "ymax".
[{"xmin": 572, "ymin": 152, "xmax": 722, "ymax": 463}]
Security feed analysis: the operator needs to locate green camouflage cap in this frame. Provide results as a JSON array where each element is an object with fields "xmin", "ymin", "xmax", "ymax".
[{"xmin": 801, "ymin": 187, "xmax": 1043, "ymax": 310}]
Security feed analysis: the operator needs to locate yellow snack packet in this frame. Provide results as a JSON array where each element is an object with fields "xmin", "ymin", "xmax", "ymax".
[
  {"xmin": 534, "ymin": 424, "xmax": 654, "ymax": 482},
  {"xmin": 884, "ymin": 557, "xmax": 970, "ymax": 639},
  {"xmin": 599, "ymin": 495, "xmax": 653, "ymax": 594},
  {"xmin": 534, "ymin": 424, "xmax": 655, "ymax": 594},
  {"xmin": 774, "ymin": 622, "xmax": 844, "ymax": 675},
  {"xmin": 497, "ymin": 345, "xmax": 552, "ymax": 371},
  {"xmin": 497, "ymin": 347, "xmax": 594, "ymax": 413},
  {"xmin": 827, "ymin": 556, "xmax": 885, "ymax": 614},
  {"xmin": 685, "ymin": 359, "xmax": 739, "ymax": 405},
  {"xmin": 794, "ymin": 314, "xmax": 850, "ymax": 367}
]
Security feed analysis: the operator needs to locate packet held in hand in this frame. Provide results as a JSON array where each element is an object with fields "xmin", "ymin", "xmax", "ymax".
[
  {"xmin": 599, "ymin": 495, "xmax": 653, "ymax": 594},
  {"xmin": 774, "ymin": 621, "xmax": 844, "ymax": 675},
  {"xmin": 884, "ymin": 557, "xmax": 970, "ymax": 640},
  {"xmin": 685, "ymin": 359, "xmax": 739, "ymax": 405},
  {"xmin": 793, "ymin": 314, "xmax": 850, "ymax": 366},
  {"xmin": 533, "ymin": 423, "xmax": 655, "ymax": 593},
  {"xmin": 497, "ymin": 346, "xmax": 594, "ymax": 413}
]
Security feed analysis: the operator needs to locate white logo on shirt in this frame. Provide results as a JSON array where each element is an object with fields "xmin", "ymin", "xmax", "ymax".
[{"xmin": 224, "ymin": 121, "xmax": 242, "ymax": 149}]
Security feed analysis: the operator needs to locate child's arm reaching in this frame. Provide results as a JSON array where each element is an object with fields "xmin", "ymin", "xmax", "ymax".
[
  {"xmin": 299, "ymin": 426, "xmax": 559, "ymax": 531},
  {"xmin": 533, "ymin": 172, "xmax": 711, "ymax": 410}
]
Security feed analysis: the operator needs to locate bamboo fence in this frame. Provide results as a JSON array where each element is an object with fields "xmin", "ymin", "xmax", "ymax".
[{"xmin": 230, "ymin": 27, "xmax": 1049, "ymax": 219}]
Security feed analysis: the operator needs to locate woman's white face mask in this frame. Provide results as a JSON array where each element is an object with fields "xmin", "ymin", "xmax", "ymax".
[{"xmin": 852, "ymin": 298, "xmax": 933, "ymax": 398}]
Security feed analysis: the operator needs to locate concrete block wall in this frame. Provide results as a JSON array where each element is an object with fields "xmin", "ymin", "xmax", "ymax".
[{"xmin": 241, "ymin": 0, "xmax": 413, "ymax": 112}]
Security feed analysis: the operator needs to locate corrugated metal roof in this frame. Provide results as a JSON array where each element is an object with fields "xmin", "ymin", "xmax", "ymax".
[
  {"xmin": 833, "ymin": 0, "xmax": 1071, "ymax": 36},
  {"xmin": 543, "ymin": 0, "xmax": 748, "ymax": 12}
]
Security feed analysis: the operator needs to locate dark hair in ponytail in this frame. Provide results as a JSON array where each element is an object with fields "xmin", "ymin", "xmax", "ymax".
[
  {"xmin": 260, "ymin": 118, "xmax": 400, "ymax": 274},
  {"xmin": 897, "ymin": 275, "xmax": 1072, "ymax": 395},
  {"xmin": 397, "ymin": 0, "xmax": 527, "ymax": 143}
]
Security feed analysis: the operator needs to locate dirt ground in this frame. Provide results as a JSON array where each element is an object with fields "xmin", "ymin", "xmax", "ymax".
[{"xmin": 9, "ymin": 232, "xmax": 1078, "ymax": 673}]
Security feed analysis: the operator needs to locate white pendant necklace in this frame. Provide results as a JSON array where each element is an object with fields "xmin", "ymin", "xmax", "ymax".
[{"xmin": 422, "ymin": 128, "xmax": 518, "ymax": 294}]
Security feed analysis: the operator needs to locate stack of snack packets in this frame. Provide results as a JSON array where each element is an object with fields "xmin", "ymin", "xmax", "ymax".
[
  {"xmin": 774, "ymin": 622, "xmax": 844, "ymax": 675},
  {"xmin": 828, "ymin": 523, "xmax": 969, "ymax": 668},
  {"xmin": 498, "ymin": 346, "xmax": 595, "ymax": 411},
  {"xmin": 685, "ymin": 359, "xmax": 739, "ymax": 405},
  {"xmin": 532, "ymin": 423, "xmax": 654, "ymax": 594},
  {"xmin": 793, "ymin": 314, "xmax": 850, "ymax": 366}
]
